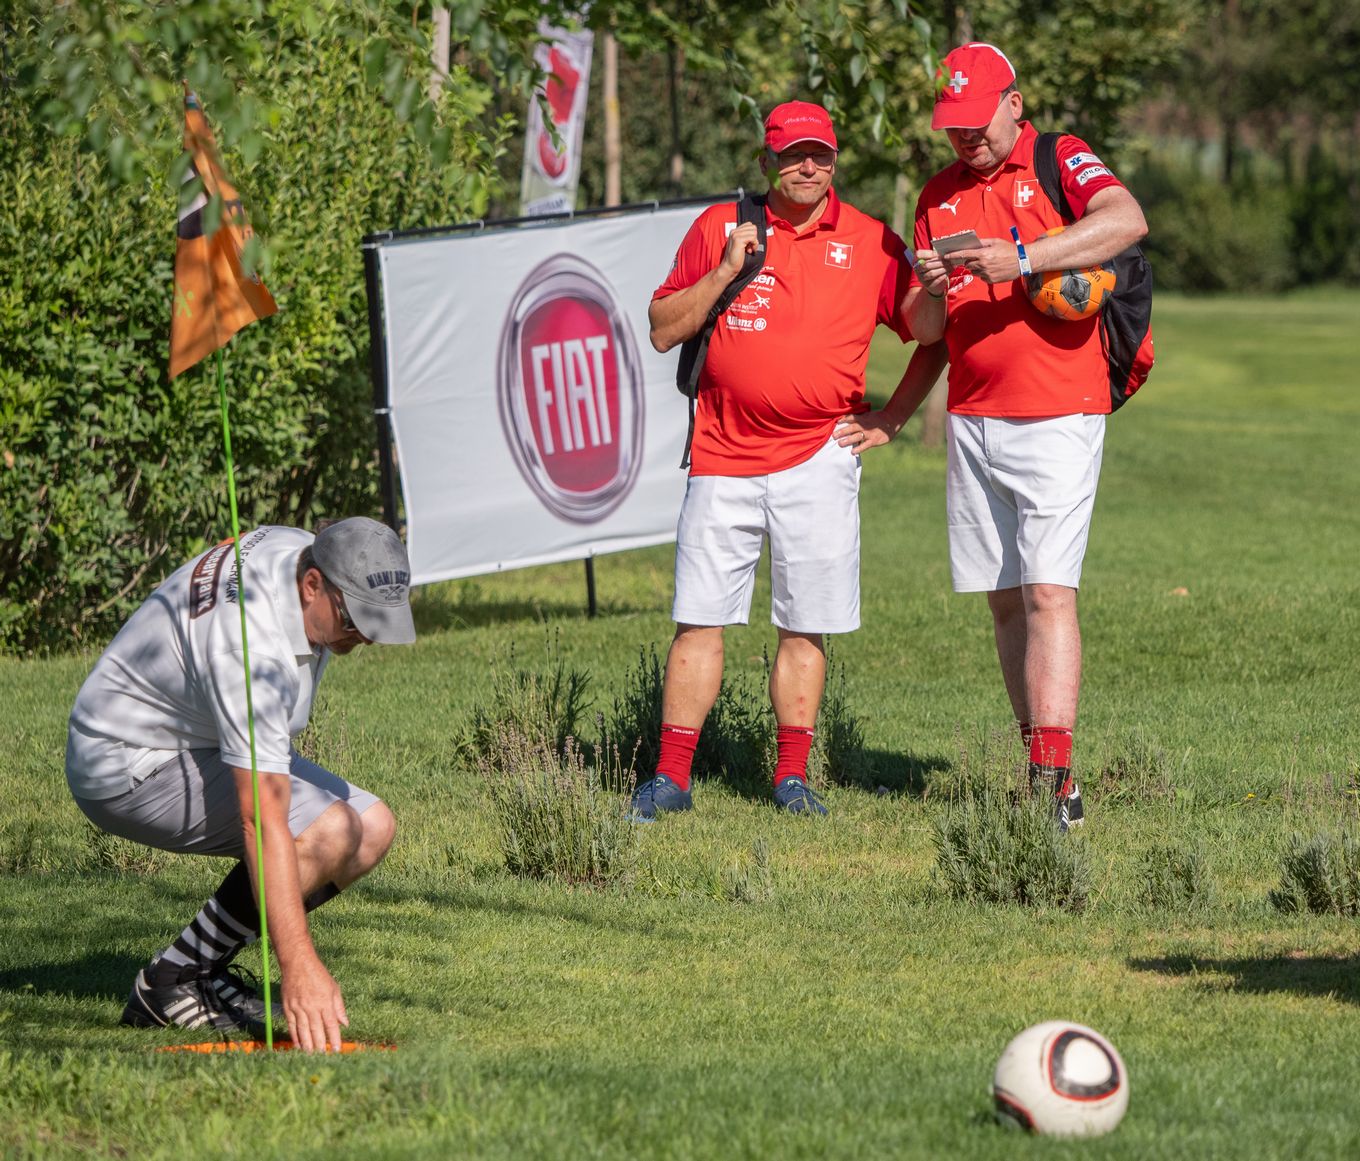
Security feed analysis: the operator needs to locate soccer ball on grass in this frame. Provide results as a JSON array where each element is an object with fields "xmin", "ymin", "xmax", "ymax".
[
  {"xmin": 1023, "ymin": 226, "xmax": 1116, "ymax": 321},
  {"xmin": 992, "ymin": 1020, "xmax": 1129, "ymax": 1138}
]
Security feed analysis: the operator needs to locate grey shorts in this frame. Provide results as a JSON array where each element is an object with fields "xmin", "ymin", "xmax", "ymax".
[{"xmin": 71, "ymin": 749, "xmax": 380, "ymax": 859}]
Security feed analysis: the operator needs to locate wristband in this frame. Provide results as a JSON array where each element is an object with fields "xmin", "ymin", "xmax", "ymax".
[{"xmin": 1010, "ymin": 226, "xmax": 1032, "ymax": 277}]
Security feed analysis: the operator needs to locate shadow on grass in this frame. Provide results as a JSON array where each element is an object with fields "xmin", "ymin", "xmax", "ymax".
[
  {"xmin": 861, "ymin": 749, "xmax": 952, "ymax": 797},
  {"xmin": 413, "ymin": 595, "xmax": 653, "ymax": 634},
  {"xmin": 1128, "ymin": 953, "xmax": 1360, "ymax": 1005},
  {"xmin": 688, "ymin": 749, "xmax": 952, "ymax": 805},
  {"xmin": 0, "ymin": 951, "xmax": 145, "ymax": 1005},
  {"xmin": 359, "ymin": 880, "xmax": 690, "ymax": 942}
]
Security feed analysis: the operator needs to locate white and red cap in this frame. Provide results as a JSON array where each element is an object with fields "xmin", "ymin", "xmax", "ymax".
[
  {"xmin": 764, "ymin": 101, "xmax": 838, "ymax": 153},
  {"xmin": 931, "ymin": 43, "xmax": 1017, "ymax": 129}
]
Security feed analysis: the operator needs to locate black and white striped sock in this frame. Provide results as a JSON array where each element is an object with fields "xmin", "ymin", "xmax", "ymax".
[
  {"xmin": 157, "ymin": 862, "xmax": 257, "ymax": 978},
  {"xmin": 155, "ymin": 864, "xmax": 344, "ymax": 980}
]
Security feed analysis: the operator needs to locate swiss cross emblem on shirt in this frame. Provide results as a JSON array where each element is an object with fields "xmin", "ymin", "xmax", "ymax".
[
  {"xmin": 825, "ymin": 241, "xmax": 854, "ymax": 269},
  {"xmin": 1013, "ymin": 180, "xmax": 1038, "ymax": 209}
]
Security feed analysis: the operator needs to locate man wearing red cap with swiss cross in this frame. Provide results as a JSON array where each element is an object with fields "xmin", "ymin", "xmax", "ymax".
[
  {"xmin": 635, "ymin": 101, "xmax": 935, "ymax": 820},
  {"xmin": 853, "ymin": 43, "xmax": 1147, "ymax": 830}
]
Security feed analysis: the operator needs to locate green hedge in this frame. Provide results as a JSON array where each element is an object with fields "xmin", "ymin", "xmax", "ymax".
[
  {"xmin": 1129, "ymin": 151, "xmax": 1360, "ymax": 293},
  {"xmin": 0, "ymin": 31, "xmax": 507, "ymax": 654}
]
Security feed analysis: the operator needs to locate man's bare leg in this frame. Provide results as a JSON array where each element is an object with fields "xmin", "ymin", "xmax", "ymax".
[
  {"xmin": 633, "ymin": 624, "xmax": 726, "ymax": 817},
  {"xmin": 769, "ymin": 629, "xmax": 829, "ymax": 814},
  {"xmin": 769, "ymin": 629, "xmax": 826, "ymax": 727},
  {"xmin": 987, "ymin": 586, "xmax": 1029, "ymax": 724},
  {"xmin": 661, "ymin": 624, "xmax": 726, "ymax": 727}
]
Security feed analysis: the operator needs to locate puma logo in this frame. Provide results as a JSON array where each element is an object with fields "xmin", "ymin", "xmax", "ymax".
[{"xmin": 939, "ymin": 197, "xmax": 961, "ymax": 216}]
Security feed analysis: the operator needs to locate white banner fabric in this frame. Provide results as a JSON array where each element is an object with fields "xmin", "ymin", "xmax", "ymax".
[{"xmin": 377, "ymin": 203, "xmax": 719, "ymax": 587}]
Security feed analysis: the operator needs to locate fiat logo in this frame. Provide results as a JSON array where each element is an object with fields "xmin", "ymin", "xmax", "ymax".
[{"xmin": 497, "ymin": 253, "xmax": 644, "ymax": 524}]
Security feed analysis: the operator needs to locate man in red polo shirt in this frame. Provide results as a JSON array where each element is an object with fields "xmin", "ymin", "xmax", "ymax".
[
  {"xmin": 632, "ymin": 100, "xmax": 936, "ymax": 819},
  {"xmin": 899, "ymin": 43, "xmax": 1147, "ymax": 829}
]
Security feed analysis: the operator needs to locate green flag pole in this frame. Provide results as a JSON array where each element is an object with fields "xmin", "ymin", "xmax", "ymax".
[{"xmin": 215, "ymin": 346, "xmax": 275, "ymax": 1048}]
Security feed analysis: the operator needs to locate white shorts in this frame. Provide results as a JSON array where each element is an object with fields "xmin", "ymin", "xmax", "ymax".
[
  {"xmin": 672, "ymin": 435, "xmax": 862, "ymax": 633},
  {"xmin": 946, "ymin": 412, "xmax": 1105, "ymax": 593}
]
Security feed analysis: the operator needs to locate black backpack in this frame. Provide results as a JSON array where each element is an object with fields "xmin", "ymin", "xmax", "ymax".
[
  {"xmin": 674, "ymin": 192, "xmax": 768, "ymax": 467},
  {"xmin": 1033, "ymin": 132, "xmax": 1154, "ymax": 412}
]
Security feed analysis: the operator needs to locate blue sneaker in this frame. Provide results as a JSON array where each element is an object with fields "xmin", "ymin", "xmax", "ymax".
[
  {"xmin": 773, "ymin": 777, "xmax": 828, "ymax": 816},
  {"xmin": 629, "ymin": 774, "xmax": 693, "ymax": 821}
]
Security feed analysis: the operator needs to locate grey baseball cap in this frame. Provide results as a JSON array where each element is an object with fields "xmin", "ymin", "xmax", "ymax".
[{"xmin": 312, "ymin": 517, "xmax": 416, "ymax": 645}]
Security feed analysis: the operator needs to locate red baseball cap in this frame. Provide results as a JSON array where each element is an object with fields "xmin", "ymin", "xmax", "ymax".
[
  {"xmin": 764, "ymin": 101, "xmax": 838, "ymax": 153},
  {"xmin": 931, "ymin": 43, "xmax": 1017, "ymax": 129}
]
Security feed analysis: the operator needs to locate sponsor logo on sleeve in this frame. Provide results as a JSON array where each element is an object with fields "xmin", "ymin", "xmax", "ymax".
[
  {"xmin": 1064, "ymin": 151, "xmax": 1102, "ymax": 171},
  {"xmin": 1075, "ymin": 165, "xmax": 1113, "ymax": 186},
  {"xmin": 188, "ymin": 541, "xmax": 234, "ymax": 619},
  {"xmin": 497, "ymin": 254, "xmax": 644, "ymax": 525}
]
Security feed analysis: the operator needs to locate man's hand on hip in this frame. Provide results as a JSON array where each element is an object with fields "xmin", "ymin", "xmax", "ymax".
[{"xmin": 835, "ymin": 411, "xmax": 899, "ymax": 454}]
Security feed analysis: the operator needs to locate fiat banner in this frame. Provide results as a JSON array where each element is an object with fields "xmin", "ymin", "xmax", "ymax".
[
  {"xmin": 520, "ymin": 22, "xmax": 594, "ymax": 217},
  {"xmin": 373, "ymin": 202, "xmax": 716, "ymax": 586}
]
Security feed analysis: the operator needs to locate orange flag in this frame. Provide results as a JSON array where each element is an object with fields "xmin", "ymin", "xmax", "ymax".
[{"xmin": 169, "ymin": 86, "xmax": 277, "ymax": 379}]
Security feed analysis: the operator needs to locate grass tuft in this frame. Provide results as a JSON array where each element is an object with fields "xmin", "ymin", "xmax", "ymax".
[
  {"xmin": 808, "ymin": 645, "xmax": 872, "ymax": 791},
  {"xmin": 476, "ymin": 727, "xmax": 637, "ymax": 886},
  {"xmin": 722, "ymin": 837, "xmax": 775, "ymax": 904},
  {"xmin": 1094, "ymin": 729, "xmax": 1179, "ymax": 806},
  {"xmin": 1269, "ymin": 829, "xmax": 1360, "ymax": 915},
  {"xmin": 80, "ymin": 823, "xmax": 167, "ymax": 875},
  {"xmin": 931, "ymin": 790, "xmax": 1092, "ymax": 911},
  {"xmin": 604, "ymin": 644, "xmax": 665, "ymax": 775},
  {"xmin": 0, "ymin": 816, "xmax": 55, "ymax": 875},
  {"xmin": 462, "ymin": 634, "xmax": 592, "ymax": 765},
  {"xmin": 1137, "ymin": 841, "xmax": 1215, "ymax": 914}
]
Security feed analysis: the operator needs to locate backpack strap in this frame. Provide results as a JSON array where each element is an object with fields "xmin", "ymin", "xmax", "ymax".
[
  {"xmin": 1033, "ymin": 132, "xmax": 1076, "ymax": 223},
  {"xmin": 677, "ymin": 193, "xmax": 768, "ymax": 468}
]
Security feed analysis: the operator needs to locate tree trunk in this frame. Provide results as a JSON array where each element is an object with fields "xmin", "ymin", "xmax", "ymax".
[
  {"xmin": 667, "ymin": 40, "xmax": 685, "ymax": 193},
  {"xmin": 919, "ymin": 369, "xmax": 948, "ymax": 448},
  {"xmin": 429, "ymin": 5, "xmax": 450, "ymax": 103},
  {"xmin": 953, "ymin": 4, "xmax": 973, "ymax": 43},
  {"xmin": 603, "ymin": 31, "xmax": 621, "ymax": 207}
]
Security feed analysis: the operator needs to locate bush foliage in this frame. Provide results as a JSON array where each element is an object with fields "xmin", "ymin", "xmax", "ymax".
[
  {"xmin": 1269, "ymin": 829, "xmax": 1360, "ymax": 917},
  {"xmin": 932, "ymin": 790, "xmax": 1092, "ymax": 912},
  {"xmin": 0, "ymin": 21, "xmax": 508, "ymax": 653}
]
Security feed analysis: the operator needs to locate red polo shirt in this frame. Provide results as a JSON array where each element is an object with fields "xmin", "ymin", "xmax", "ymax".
[
  {"xmin": 654, "ymin": 189, "xmax": 913, "ymax": 476},
  {"xmin": 912, "ymin": 121, "xmax": 1127, "ymax": 417}
]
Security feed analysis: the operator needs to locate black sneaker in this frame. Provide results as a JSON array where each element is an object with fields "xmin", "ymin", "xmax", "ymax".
[
  {"xmin": 629, "ymin": 774, "xmax": 693, "ymax": 821},
  {"xmin": 120, "ymin": 953, "xmax": 266, "ymax": 1037},
  {"xmin": 210, "ymin": 962, "xmax": 282, "ymax": 1026},
  {"xmin": 1055, "ymin": 771, "xmax": 1085, "ymax": 832},
  {"xmin": 773, "ymin": 777, "xmax": 828, "ymax": 816},
  {"xmin": 1032, "ymin": 764, "xmax": 1085, "ymax": 832}
]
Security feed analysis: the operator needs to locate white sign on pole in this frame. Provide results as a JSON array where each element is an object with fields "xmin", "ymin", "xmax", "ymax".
[
  {"xmin": 520, "ymin": 22, "xmax": 595, "ymax": 217},
  {"xmin": 375, "ymin": 202, "xmax": 718, "ymax": 586}
]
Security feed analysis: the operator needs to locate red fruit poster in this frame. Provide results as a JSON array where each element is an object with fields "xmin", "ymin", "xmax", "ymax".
[{"xmin": 520, "ymin": 21, "xmax": 594, "ymax": 217}]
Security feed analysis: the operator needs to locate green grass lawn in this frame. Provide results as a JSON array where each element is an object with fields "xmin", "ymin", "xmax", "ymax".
[{"xmin": 3, "ymin": 291, "xmax": 1359, "ymax": 1159}]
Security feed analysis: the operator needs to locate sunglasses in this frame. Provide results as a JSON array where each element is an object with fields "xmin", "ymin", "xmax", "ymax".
[
  {"xmin": 325, "ymin": 582, "xmax": 359, "ymax": 634},
  {"xmin": 773, "ymin": 148, "xmax": 836, "ymax": 170}
]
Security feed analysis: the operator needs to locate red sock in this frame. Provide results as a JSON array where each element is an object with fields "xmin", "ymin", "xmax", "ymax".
[
  {"xmin": 1029, "ymin": 726, "xmax": 1073, "ymax": 770},
  {"xmin": 656, "ymin": 723, "xmax": 700, "ymax": 791},
  {"xmin": 774, "ymin": 725, "xmax": 815, "ymax": 786}
]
